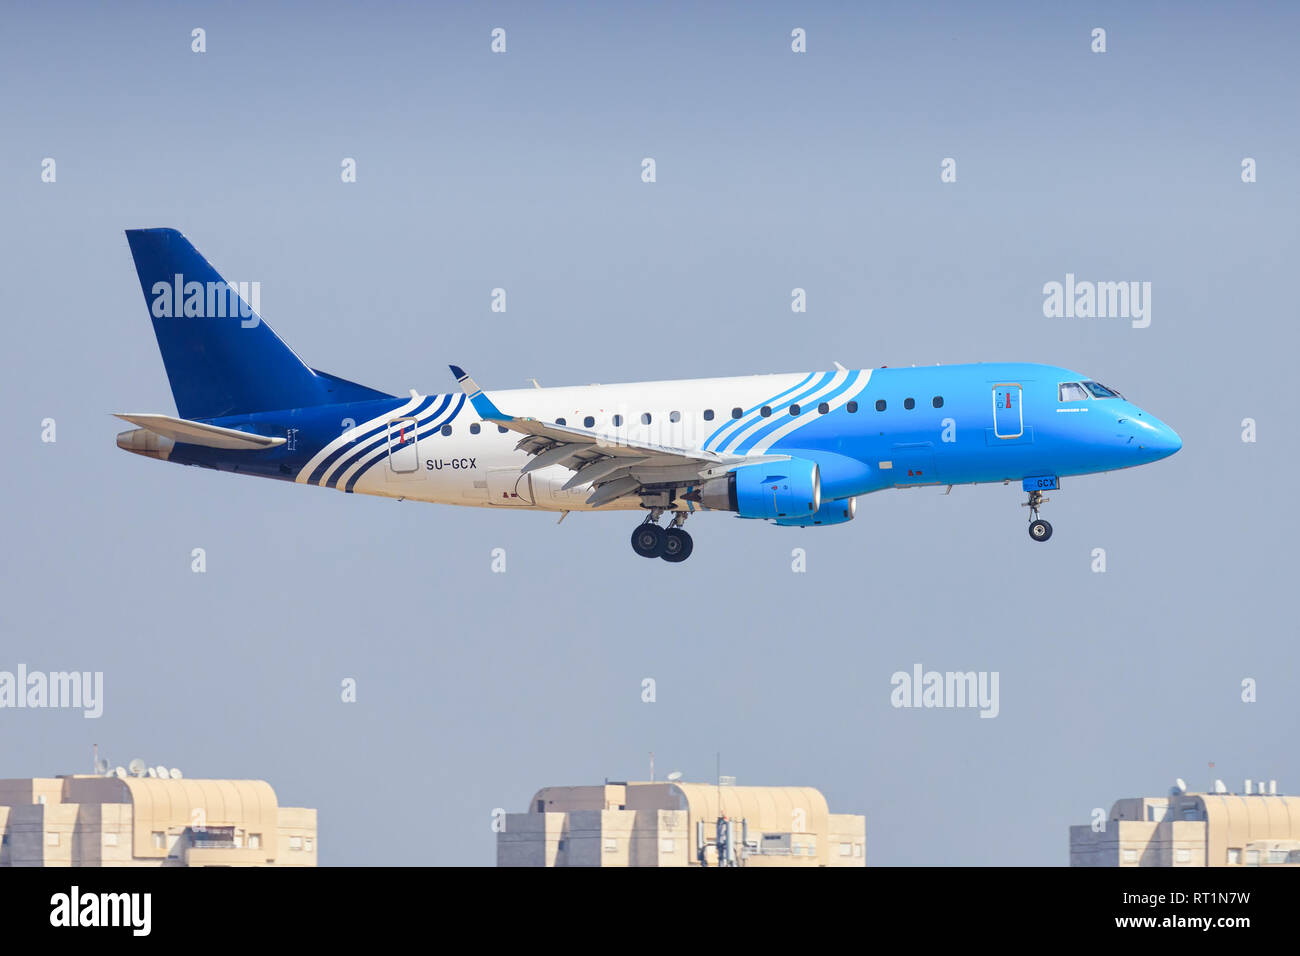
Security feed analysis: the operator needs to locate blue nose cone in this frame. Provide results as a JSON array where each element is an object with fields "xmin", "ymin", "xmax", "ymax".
[{"xmin": 1133, "ymin": 412, "xmax": 1182, "ymax": 460}]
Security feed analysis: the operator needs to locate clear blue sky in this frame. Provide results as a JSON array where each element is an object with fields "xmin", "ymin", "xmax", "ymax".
[{"xmin": 1, "ymin": 1, "xmax": 1296, "ymax": 864}]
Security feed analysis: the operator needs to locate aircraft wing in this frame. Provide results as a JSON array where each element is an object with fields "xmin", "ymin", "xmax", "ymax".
[{"xmin": 449, "ymin": 365, "xmax": 786, "ymax": 507}]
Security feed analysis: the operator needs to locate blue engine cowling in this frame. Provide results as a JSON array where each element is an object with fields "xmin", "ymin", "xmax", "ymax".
[
  {"xmin": 693, "ymin": 459, "xmax": 821, "ymax": 519},
  {"xmin": 773, "ymin": 496, "xmax": 856, "ymax": 527}
]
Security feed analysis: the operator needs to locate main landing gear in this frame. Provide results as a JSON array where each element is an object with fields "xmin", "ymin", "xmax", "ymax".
[
  {"xmin": 631, "ymin": 511, "xmax": 694, "ymax": 562},
  {"xmin": 1023, "ymin": 489, "xmax": 1053, "ymax": 542}
]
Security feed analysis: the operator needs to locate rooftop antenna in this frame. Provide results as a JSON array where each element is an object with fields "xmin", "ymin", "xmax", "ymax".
[
  {"xmin": 649, "ymin": 751, "xmax": 654, "ymax": 783},
  {"xmin": 94, "ymin": 757, "xmax": 110, "ymax": 776}
]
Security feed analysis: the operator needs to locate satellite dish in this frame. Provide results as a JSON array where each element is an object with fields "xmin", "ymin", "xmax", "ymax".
[
  {"xmin": 1214, "ymin": 779, "xmax": 1227, "ymax": 794},
  {"xmin": 146, "ymin": 768, "xmax": 157, "ymax": 778},
  {"xmin": 169, "ymin": 768, "xmax": 183, "ymax": 780},
  {"xmin": 128, "ymin": 758, "xmax": 146, "ymax": 777},
  {"xmin": 1172, "ymin": 778, "xmax": 1187, "ymax": 794},
  {"xmin": 666, "ymin": 771, "xmax": 683, "ymax": 782},
  {"xmin": 94, "ymin": 758, "xmax": 110, "ymax": 774},
  {"xmin": 155, "ymin": 766, "xmax": 169, "ymax": 779},
  {"xmin": 114, "ymin": 767, "xmax": 127, "ymax": 779}
]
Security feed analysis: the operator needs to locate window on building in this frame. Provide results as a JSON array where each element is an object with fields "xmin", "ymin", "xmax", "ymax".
[
  {"xmin": 1268, "ymin": 849, "xmax": 1288, "ymax": 864},
  {"xmin": 669, "ymin": 411, "xmax": 681, "ymax": 423},
  {"xmin": 818, "ymin": 402, "xmax": 829, "ymax": 414},
  {"xmin": 305, "ymin": 838, "xmax": 313, "ymax": 852},
  {"xmin": 875, "ymin": 399, "xmax": 886, "ymax": 411},
  {"xmin": 47, "ymin": 832, "xmax": 60, "ymax": 847},
  {"xmin": 641, "ymin": 413, "xmax": 652, "ymax": 425},
  {"xmin": 760, "ymin": 406, "xmax": 772, "ymax": 417},
  {"xmin": 583, "ymin": 416, "xmax": 594, "ymax": 428},
  {"xmin": 1228, "ymin": 848, "xmax": 1242, "ymax": 864},
  {"xmin": 289, "ymin": 836, "xmax": 303, "ymax": 850},
  {"xmin": 660, "ymin": 838, "xmax": 675, "ymax": 853},
  {"xmin": 731, "ymin": 407, "xmax": 743, "ymax": 419},
  {"xmin": 703, "ymin": 409, "xmax": 714, "ymax": 421},
  {"xmin": 846, "ymin": 401, "xmax": 858, "ymax": 413},
  {"xmin": 249, "ymin": 833, "xmax": 262, "ymax": 850},
  {"xmin": 853, "ymin": 843, "xmax": 863, "ymax": 857},
  {"xmin": 151, "ymin": 831, "xmax": 164, "ymax": 849},
  {"xmin": 839, "ymin": 842, "xmax": 852, "ymax": 856},
  {"xmin": 603, "ymin": 838, "xmax": 617, "ymax": 853},
  {"xmin": 932, "ymin": 396, "xmax": 943, "ymax": 408},
  {"xmin": 440, "ymin": 424, "xmax": 452, "ymax": 436},
  {"xmin": 103, "ymin": 832, "xmax": 119, "ymax": 847},
  {"xmin": 1246, "ymin": 849, "xmax": 1260, "ymax": 865},
  {"xmin": 789, "ymin": 404, "xmax": 800, "ymax": 416},
  {"xmin": 1122, "ymin": 848, "xmax": 1138, "ymax": 863},
  {"xmin": 904, "ymin": 397, "xmax": 915, "ymax": 410},
  {"xmin": 1175, "ymin": 848, "xmax": 1191, "ymax": 863},
  {"xmin": 555, "ymin": 418, "xmax": 565, "ymax": 426},
  {"xmin": 469, "ymin": 422, "xmax": 480, "ymax": 434}
]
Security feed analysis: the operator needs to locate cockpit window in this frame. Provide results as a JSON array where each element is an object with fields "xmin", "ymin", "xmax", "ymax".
[
  {"xmin": 1083, "ymin": 381, "xmax": 1122, "ymax": 398},
  {"xmin": 1058, "ymin": 382, "xmax": 1089, "ymax": 402}
]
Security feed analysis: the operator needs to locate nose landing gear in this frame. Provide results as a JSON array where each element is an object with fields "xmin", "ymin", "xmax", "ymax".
[
  {"xmin": 630, "ymin": 510, "xmax": 694, "ymax": 562},
  {"xmin": 1023, "ymin": 489, "xmax": 1053, "ymax": 542}
]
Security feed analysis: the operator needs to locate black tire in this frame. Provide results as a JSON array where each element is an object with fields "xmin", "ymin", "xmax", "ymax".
[
  {"xmin": 661, "ymin": 527, "xmax": 694, "ymax": 563},
  {"xmin": 1028, "ymin": 519, "xmax": 1053, "ymax": 542},
  {"xmin": 631, "ymin": 523, "xmax": 666, "ymax": 558}
]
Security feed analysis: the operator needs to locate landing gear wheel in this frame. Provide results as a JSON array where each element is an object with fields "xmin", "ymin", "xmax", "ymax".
[
  {"xmin": 1028, "ymin": 519, "xmax": 1053, "ymax": 542},
  {"xmin": 660, "ymin": 527, "xmax": 694, "ymax": 563},
  {"xmin": 631, "ymin": 523, "xmax": 666, "ymax": 558}
]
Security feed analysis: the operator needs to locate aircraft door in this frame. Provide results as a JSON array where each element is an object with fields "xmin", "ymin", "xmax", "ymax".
[
  {"xmin": 387, "ymin": 417, "xmax": 419, "ymax": 473},
  {"xmin": 992, "ymin": 384, "xmax": 1023, "ymax": 439}
]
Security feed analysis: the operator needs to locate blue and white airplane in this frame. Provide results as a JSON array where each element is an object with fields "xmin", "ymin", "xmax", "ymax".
[{"xmin": 115, "ymin": 229, "xmax": 1182, "ymax": 562}]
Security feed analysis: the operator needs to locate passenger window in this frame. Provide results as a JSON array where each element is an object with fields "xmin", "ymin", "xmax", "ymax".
[
  {"xmin": 470, "ymin": 423, "xmax": 481, "ymax": 434},
  {"xmin": 731, "ymin": 407, "xmax": 743, "ymax": 419},
  {"xmin": 497, "ymin": 425, "xmax": 508, "ymax": 434},
  {"xmin": 669, "ymin": 411, "xmax": 681, "ymax": 423},
  {"xmin": 789, "ymin": 404, "xmax": 800, "ymax": 416},
  {"xmin": 641, "ymin": 413, "xmax": 652, "ymax": 425},
  {"xmin": 555, "ymin": 417, "xmax": 566, "ymax": 426},
  {"xmin": 817, "ymin": 402, "xmax": 829, "ymax": 414},
  {"xmin": 1058, "ymin": 382, "xmax": 1089, "ymax": 402},
  {"xmin": 875, "ymin": 399, "xmax": 886, "ymax": 411},
  {"xmin": 847, "ymin": 401, "xmax": 859, "ymax": 413},
  {"xmin": 904, "ymin": 398, "xmax": 915, "ymax": 410},
  {"xmin": 932, "ymin": 396, "xmax": 943, "ymax": 408},
  {"xmin": 703, "ymin": 409, "xmax": 715, "ymax": 421},
  {"xmin": 441, "ymin": 425, "xmax": 452, "ymax": 436},
  {"xmin": 760, "ymin": 406, "xmax": 772, "ymax": 417},
  {"xmin": 583, "ymin": 416, "xmax": 595, "ymax": 428},
  {"xmin": 612, "ymin": 415, "xmax": 624, "ymax": 426}
]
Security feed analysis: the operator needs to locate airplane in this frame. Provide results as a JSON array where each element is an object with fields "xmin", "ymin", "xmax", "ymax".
[{"xmin": 114, "ymin": 228, "xmax": 1182, "ymax": 563}]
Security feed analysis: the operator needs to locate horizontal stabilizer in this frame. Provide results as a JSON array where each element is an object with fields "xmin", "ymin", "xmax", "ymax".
[{"xmin": 114, "ymin": 413, "xmax": 287, "ymax": 450}]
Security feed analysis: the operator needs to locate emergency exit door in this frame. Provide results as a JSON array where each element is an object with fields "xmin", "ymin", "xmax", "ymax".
[{"xmin": 992, "ymin": 385, "xmax": 1023, "ymax": 439}]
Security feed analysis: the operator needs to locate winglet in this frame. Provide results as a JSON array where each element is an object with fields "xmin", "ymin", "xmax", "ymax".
[{"xmin": 449, "ymin": 364, "xmax": 507, "ymax": 420}]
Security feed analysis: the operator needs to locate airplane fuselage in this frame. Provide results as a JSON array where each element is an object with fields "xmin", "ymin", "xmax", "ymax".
[{"xmin": 123, "ymin": 362, "xmax": 1182, "ymax": 514}]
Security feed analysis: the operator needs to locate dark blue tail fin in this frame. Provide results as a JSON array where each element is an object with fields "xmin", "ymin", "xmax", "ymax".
[{"xmin": 124, "ymin": 228, "xmax": 392, "ymax": 419}]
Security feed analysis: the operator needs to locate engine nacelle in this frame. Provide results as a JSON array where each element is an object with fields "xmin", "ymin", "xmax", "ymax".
[
  {"xmin": 773, "ymin": 496, "xmax": 856, "ymax": 527},
  {"xmin": 692, "ymin": 459, "xmax": 821, "ymax": 519}
]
